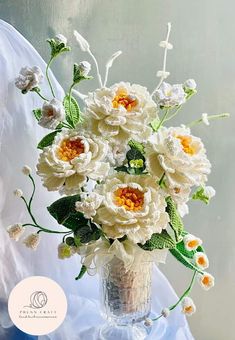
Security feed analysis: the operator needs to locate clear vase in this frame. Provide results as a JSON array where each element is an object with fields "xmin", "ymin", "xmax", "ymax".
[{"xmin": 99, "ymin": 257, "xmax": 153, "ymax": 340}]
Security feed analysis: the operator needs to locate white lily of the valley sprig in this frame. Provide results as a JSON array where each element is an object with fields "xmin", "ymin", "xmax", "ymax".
[
  {"xmin": 74, "ymin": 30, "xmax": 103, "ymax": 87},
  {"xmin": 104, "ymin": 50, "xmax": 122, "ymax": 87},
  {"xmin": 152, "ymin": 22, "xmax": 172, "ymax": 96}
]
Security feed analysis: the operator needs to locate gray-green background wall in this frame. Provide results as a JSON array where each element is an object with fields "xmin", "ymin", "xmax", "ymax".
[{"xmin": 0, "ymin": 1, "xmax": 234, "ymax": 339}]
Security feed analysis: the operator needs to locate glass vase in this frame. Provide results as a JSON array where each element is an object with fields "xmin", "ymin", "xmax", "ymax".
[{"xmin": 99, "ymin": 256, "xmax": 153, "ymax": 340}]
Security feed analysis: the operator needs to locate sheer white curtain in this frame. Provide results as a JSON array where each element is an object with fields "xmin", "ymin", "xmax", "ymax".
[{"xmin": 0, "ymin": 19, "xmax": 193, "ymax": 340}]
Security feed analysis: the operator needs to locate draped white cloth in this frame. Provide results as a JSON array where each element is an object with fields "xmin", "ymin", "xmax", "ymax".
[{"xmin": 0, "ymin": 19, "xmax": 193, "ymax": 340}]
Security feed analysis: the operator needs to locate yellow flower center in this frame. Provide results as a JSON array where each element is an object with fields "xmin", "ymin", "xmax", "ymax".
[
  {"xmin": 188, "ymin": 240, "xmax": 199, "ymax": 249},
  {"xmin": 202, "ymin": 276, "xmax": 210, "ymax": 286},
  {"xmin": 197, "ymin": 256, "xmax": 206, "ymax": 266},
  {"xmin": 184, "ymin": 306, "xmax": 193, "ymax": 313},
  {"xmin": 177, "ymin": 135, "xmax": 196, "ymax": 156},
  {"xmin": 114, "ymin": 186, "xmax": 144, "ymax": 211},
  {"xmin": 57, "ymin": 138, "xmax": 85, "ymax": 162},
  {"xmin": 112, "ymin": 90, "xmax": 138, "ymax": 112}
]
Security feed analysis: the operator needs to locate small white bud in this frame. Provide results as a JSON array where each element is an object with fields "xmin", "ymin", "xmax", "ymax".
[
  {"xmin": 156, "ymin": 70, "xmax": 170, "ymax": 79},
  {"xmin": 23, "ymin": 233, "xmax": 40, "ymax": 250},
  {"xmin": 55, "ymin": 34, "xmax": 67, "ymax": 45},
  {"xmin": 159, "ymin": 40, "xmax": 173, "ymax": 50},
  {"xmin": 162, "ymin": 308, "xmax": 170, "ymax": 318},
  {"xmin": 22, "ymin": 165, "xmax": 32, "ymax": 176},
  {"xmin": 204, "ymin": 186, "xmax": 216, "ymax": 199},
  {"xmin": 184, "ymin": 79, "xmax": 197, "ymax": 90},
  {"xmin": 201, "ymin": 113, "xmax": 210, "ymax": 126},
  {"xmin": 78, "ymin": 61, "xmax": 91, "ymax": 77},
  {"xmin": 144, "ymin": 318, "xmax": 153, "ymax": 327},
  {"xmin": 14, "ymin": 189, "xmax": 23, "ymax": 198},
  {"xmin": 7, "ymin": 223, "xmax": 25, "ymax": 241}
]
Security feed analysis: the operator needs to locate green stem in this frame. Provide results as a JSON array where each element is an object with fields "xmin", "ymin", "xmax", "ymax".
[
  {"xmin": 28, "ymin": 174, "xmax": 36, "ymax": 211},
  {"xmin": 23, "ymin": 223, "xmax": 72, "ymax": 235},
  {"xmin": 155, "ymin": 109, "xmax": 170, "ymax": 131},
  {"xmin": 163, "ymin": 91, "xmax": 196, "ymax": 123},
  {"xmin": 158, "ymin": 172, "xmax": 165, "ymax": 187},
  {"xmin": 164, "ymin": 105, "xmax": 182, "ymax": 122},
  {"xmin": 169, "ymin": 270, "xmax": 196, "ymax": 310},
  {"xmin": 187, "ymin": 113, "xmax": 230, "ymax": 128},
  {"xmin": 68, "ymin": 83, "xmax": 75, "ymax": 123},
  {"xmin": 21, "ymin": 196, "xmax": 38, "ymax": 226},
  {"xmin": 151, "ymin": 270, "xmax": 197, "ymax": 322},
  {"xmin": 46, "ymin": 57, "xmax": 55, "ymax": 98},
  {"xmin": 32, "ymin": 89, "xmax": 49, "ymax": 101}
]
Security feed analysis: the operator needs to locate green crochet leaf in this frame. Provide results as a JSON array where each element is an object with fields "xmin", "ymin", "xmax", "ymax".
[
  {"xmin": 63, "ymin": 94, "xmax": 80, "ymax": 128},
  {"xmin": 47, "ymin": 194, "xmax": 81, "ymax": 230},
  {"xmin": 33, "ymin": 108, "xmax": 42, "ymax": 121},
  {"xmin": 37, "ymin": 130, "xmax": 60, "ymax": 150},
  {"xmin": 140, "ymin": 230, "xmax": 176, "ymax": 251},
  {"xmin": 75, "ymin": 265, "xmax": 87, "ymax": 280},
  {"xmin": 166, "ymin": 197, "xmax": 184, "ymax": 241},
  {"xmin": 128, "ymin": 140, "xmax": 145, "ymax": 154},
  {"xmin": 170, "ymin": 248, "xmax": 203, "ymax": 274},
  {"xmin": 150, "ymin": 118, "xmax": 160, "ymax": 131}
]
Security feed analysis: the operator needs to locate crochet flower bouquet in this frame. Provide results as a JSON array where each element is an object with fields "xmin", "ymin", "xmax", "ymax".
[{"xmin": 8, "ymin": 23, "xmax": 228, "ymax": 337}]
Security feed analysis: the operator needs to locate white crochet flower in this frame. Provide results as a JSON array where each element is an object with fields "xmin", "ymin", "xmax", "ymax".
[
  {"xmin": 183, "ymin": 234, "xmax": 202, "ymax": 251},
  {"xmin": 153, "ymin": 82, "xmax": 186, "ymax": 107},
  {"xmin": 15, "ymin": 66, "xmax": 43, "ymax": 92},
  {"xmin": 108, "ymin": 142, "xmax": 129, "ymax": 167},
  {"xmin": 75, "ymin": 192, "xmax": 103, "ymax": 219},
  {"xmin": 38, "ymin": 99, "xmax": 65, "ymax": 130},
  {"xmin": 23, "ymin": 233, "xmax": 40, "ymax": 250},
  {"xmin": 37, "ymin": 129, "xmax": 110, "ymax": 195},
  {"xmin": 146, "ymin": 126, "xmax": 211, "ymax": 188},
  {"xmin": 194, "ymin": 252, "xmax": 209, "ymax": 270},
  {"xmin": 85, "ymin": 82, "xmax": 158, "ymax": 142},
  {"xmin": 182, "ymin": 297, "xmax": 196, "ymax": 316},
  {"xmin": 94, "ymin": 173, "xmax": 169, "ymax": 244},
  {"xmin": 198, "ymin": 272, "xmax": 215, "ymax": 291},
  {"xmin": 7, "ymin": 223, "xmax": 25, "ymax": 241}
]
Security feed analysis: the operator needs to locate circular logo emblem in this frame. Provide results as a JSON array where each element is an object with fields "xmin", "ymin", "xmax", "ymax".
[{"xmin": 8, "ymin": 276, "xmax": 67, "ymax": 336}]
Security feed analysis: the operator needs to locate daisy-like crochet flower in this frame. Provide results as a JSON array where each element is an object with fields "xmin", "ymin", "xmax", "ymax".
[
  {"xmin": 183, "ymin": 234, "xmax": 202, "ymax": 251},
  {"xmin": 85, "ymin": 82, "xmax": 158, "ymax": 142},
  {"xmin": 36, "ymin": 129, "xmax": 110, "ymax": 195},
  {"xmin": 38, "ymin": 99, "xmax": 65, "ymax": 130},
  {"xmin": 194, "ymin": 252, "xmax": 209, "ymax": 270},
  {"xmin": 198, "ymin": 272, "xmax": 215, "ymax": 291},
  {"xmin": 153, "ymin": 82, "xmax": 186, "ymax": 107},
  {"xmin": 94, "ymin": 172, "xmax": 169, "ymax": 244},
  {"xmin": 146, "ymin": 126, "xmax": 211, "ymax": 188},
  {"xmin": 182, "ymin": 297, "xmax": 196, "ymax": 316}
]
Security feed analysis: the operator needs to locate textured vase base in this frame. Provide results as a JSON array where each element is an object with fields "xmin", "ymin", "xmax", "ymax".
[{"xmin": 99, "ymin": 323, "xmax": 150, "ymax": 340}]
